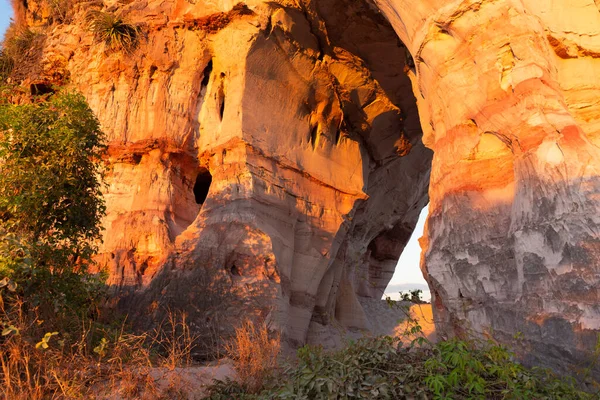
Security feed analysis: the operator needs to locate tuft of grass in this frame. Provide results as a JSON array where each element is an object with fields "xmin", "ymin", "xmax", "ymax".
[
  {"xmin": 9, "ymin": 0, "xmax": 27, "ymax": 26},
  {"xmin": 0, "ymin": 26, "xmax": 45, "ymax": 82},
  {"xmin": 3, "ymin": 26, "xmax": 39, "ymax": 59},
  {"xmin": 152, "ymin": 309, "xmax": 200, "ymax": 370},
  {"xmin": 225, "ymin": 319, "xmax": 280, "ymax": 394},
  {"xmin": 85, "ymin": 10, "xmax": 140, "ymax": 53},
  {"xmin": 0, "ymin": 50, "xmax": 14, "ymax": 82}
]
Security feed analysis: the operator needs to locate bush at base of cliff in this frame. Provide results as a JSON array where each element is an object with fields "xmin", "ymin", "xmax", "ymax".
[
  {"xmin": 0, "ymin": 87, "xmax": 107, "ymax": 398},
  {"xmin": 0, "ymin": 88, "xmax": 106, "ymax": 317},
  {"xmin": 207, "ymin": 334, "xmax": 597, "ymax": 400}
]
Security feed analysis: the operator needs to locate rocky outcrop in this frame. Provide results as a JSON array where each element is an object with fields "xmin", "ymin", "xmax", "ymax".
[
  {"xmin": 375, "ymin": 0, "xmax": 600, "ymax": 377},
  {"xmin": 9, "ymin": 0, "xmax": 600, "ymax": 378},
  {"xmin": 14, "ymin": 0, "xmax": 430, "ymax": 349}
]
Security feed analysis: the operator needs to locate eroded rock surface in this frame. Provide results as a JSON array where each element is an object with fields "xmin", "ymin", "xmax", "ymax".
[
  {"xmin": 12, "ymin": 0, "xmax": 430, "ymax": 349},
  {"xmin": 10, "ymin": 0, "xmax": 600, "ymax": 378},
  {"xmin": 375, "ymin": 0, "xmax": 600, "ymax": 376}
]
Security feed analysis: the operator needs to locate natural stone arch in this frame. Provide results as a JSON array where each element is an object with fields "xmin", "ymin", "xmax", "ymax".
[{"xmin": 17, "ymin": 0, "xmax": 600, "ymax": 379}]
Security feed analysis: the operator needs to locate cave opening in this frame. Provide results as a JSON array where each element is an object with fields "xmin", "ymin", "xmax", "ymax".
[
  {"xmin": 30, "ymin": 83, "xmax": 54, "ymax": 96},
  {"xmin": 193, "ymin": 169, "xmax": 212, "ymax": 205},
  {"xmin": 217, "ymin": 72, "xmax": 226, "ymax": 121}
]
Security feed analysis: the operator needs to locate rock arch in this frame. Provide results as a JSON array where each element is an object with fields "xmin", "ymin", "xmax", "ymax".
[{"xmin": 20, "ymin": 0, "xmax": 600, "ymax": 378}]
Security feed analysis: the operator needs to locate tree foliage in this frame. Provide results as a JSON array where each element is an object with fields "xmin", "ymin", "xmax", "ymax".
[{"xmin": 0, "ymin": 89, "xmax": 106, "ymax": 312}]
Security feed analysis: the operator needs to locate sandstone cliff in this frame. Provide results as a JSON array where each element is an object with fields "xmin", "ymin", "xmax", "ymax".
[
  {"xmin": 7, "ymin": 0, "xmax": 600, "ymax": 378},
  {"xmin": 376, "ymin": 0, "xmax": 600, "ymax": 376}
]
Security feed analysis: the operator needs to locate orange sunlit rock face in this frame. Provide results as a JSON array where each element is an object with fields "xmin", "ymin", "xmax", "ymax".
[
  {"xmin": 375, "ymin": 0, "xmax": 600, "ymax": 377},
  {"xmin": 393, "ymin": 304, "xmax": 436, "ymax": 344},
  {"xmin": 13, "ymin": 0, "xmax": 600, "ymax": 378},
  {"xmin": 17, "ymin": 0, "xmax": 431, "ymax": 348}
]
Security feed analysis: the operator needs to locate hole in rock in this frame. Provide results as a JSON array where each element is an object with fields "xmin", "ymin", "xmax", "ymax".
[
  {"xmin": 216, "ymin": 72, "xmax": 226, "ymax": 121},
  {"xmin": 309, "ymin": 125, "xmax": 318, "ymax": 148},
  {"xmin": 201, "ymin": 60, "xmax": 213, "ymax": 88},
  {"xmin": 229, "ymin": 263, "xmax": 240, "ymax": 276},
  {"xmin": 149, "ymin": 65, "xmax": 158, "ymax": 80},
  {"xmin": 217, "ymin": 85, "xmax": 225, "ymax": 121},
  {"xmin": 193, "ymin": 168, "xmax": 212, "ymax": 205},
  {"xmin": 30, "ymin": 83, "xmax": 54, "ymax": 96},
  {"xmin": 383, "ymin": 205, "xmax": 431, "ymax": 302}
]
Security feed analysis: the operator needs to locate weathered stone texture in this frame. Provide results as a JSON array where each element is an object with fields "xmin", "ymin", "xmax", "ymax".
[
  {"xmin": 12, "ymin": 0, "xmax": 600, "ymax": 378},
  {"xmin": 19, "ymin": 0, "xmax": 431, "ymax": 348},
  {"xmin": 375, "ymin": 0, "xmax": 600, "ymax": 376}
]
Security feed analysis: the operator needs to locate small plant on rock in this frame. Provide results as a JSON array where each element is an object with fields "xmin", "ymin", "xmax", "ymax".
[{"xmin": 86, "ymin": 10, "xmax": 140, "ymax": 53}]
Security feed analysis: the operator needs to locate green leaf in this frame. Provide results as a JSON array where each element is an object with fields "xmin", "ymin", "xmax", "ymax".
[{"xmin": 1, "ymin": 325, "xmax": 19, "ymax": 336}]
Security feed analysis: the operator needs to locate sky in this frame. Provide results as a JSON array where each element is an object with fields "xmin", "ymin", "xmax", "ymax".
[
  {"xmin": 1, "ymin": 0, "xmax": 11, "ymax": 42},
  {"xmin": 384, "ymin": 206, "xmax": 430, "ymax": 300},
  {"xmin": 0, "ymin": 0, "xmax": 430, "ymax": 299}
]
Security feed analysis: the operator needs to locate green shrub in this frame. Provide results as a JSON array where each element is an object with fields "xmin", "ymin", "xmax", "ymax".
[
  {"xmin": 0, "ymin": 89, "xmax": 106, "ymax": 316},
  {"xmin": 0, "ymin": 87, "xmax": 110, "ymax": 398},
  {"xmin": 207, "ymin": 335, "xmax": 595, "ymax": 399},
  {"xmin": 86, "ymin": 10, "xmax": 140, "ymax": 53},
  {"xmin": 398, "ymin": 289, "xmax": 424, "ymax": 303}
]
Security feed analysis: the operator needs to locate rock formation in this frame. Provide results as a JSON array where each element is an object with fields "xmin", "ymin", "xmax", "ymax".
[
  {"xmin": 13, "ymin": 0, "xmax": 432, "ymax": 349},
  {"xmin": 375, "ymin": 0, "xmax": 600, "ymax": 376},
  {"xmin": 8, "ymin": 0, "xmax": 600, "ymax": 378}
]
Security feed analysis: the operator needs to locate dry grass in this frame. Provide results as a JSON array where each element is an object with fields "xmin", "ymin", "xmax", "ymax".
[
  {"xmin": 226, "ymin": 319, "xmax": 280, "ymax": 393},
  {"xmin": 153, "ymin": 309, "xmax": 200, "ymax": 370},
  {"xmin": 47, "ymin": 0, "xmax": 87, "ymax": 24},
  {"xmin": 0, "ymin": 299, "xmax": 203, "ymax": 398},
  {"xmin": 0, "ymin": 25, "xmax": 45, "ymax": 83},
  {"xmin": 9, "ymin": 0, "xmax": 27, "ymax": 26}
]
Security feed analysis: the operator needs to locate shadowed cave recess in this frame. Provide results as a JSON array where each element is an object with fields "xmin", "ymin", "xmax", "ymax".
[{"xmin": 14, "ymin": 0, "xmax": 600, "ymax": 380}]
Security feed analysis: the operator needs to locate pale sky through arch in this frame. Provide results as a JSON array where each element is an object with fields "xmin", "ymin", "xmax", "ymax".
[{"xmin": 384, "ymin": 206, "xmax": 430, "ymax": 301}]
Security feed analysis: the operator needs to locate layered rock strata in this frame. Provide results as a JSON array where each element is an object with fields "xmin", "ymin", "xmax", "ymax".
[
  {"xmin": 375, "ymin": 0, "xmax": 600, "ymax": 376},
  {"xmin": 14, "ymin": 0, "xmax": 431, "ymax": 348},
  {"xmin": 10, "ymin": 0, "xmax": 600, "ymax": 377}
]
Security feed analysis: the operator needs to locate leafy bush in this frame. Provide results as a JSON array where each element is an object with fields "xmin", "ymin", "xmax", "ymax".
[
  {"xmin": 0, "ymin": 87, "xmax": 108, "ymax": 398},
  {"xmin": 0, "ymin": 89, "xmax": 106, "ymax": 315},
  {"xmin": 86, "ymin": 10, "xmax": 140, "ymax": 53},
  {"xmin": 207, "ymin": 334, "xmax": 595, "ymax": 399},
  {"xmin": 398, "ymin": 289, "xmax": 425, "ymax": 303}
]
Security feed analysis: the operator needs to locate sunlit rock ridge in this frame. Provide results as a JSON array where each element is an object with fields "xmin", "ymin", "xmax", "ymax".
[{"xmin": 12, "ymin": 0, "xmax": 600, "ymax": 377}]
